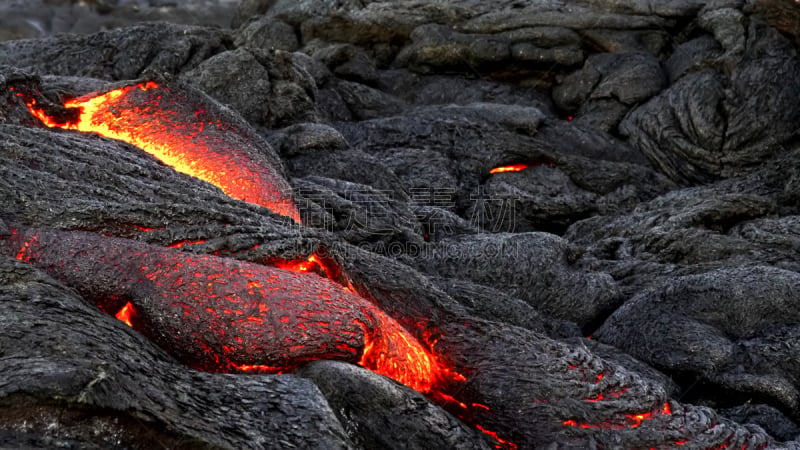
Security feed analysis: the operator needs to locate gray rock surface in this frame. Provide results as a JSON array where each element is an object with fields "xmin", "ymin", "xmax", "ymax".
[{"xmin": 181, "ymin": 48, "xmax": 319, "ymax": 127}]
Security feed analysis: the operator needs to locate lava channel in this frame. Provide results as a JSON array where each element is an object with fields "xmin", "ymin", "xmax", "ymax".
[{"xmin": 24, "ymin": 81, "xmax": 301, "ymax": 222}]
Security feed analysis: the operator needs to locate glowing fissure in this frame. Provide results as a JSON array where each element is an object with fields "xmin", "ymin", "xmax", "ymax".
[
  {"xmin": 475, "ymin": 425, "xmax": 518, "ymax": 450},
  {"xmin": 429, "ymin": 390, "xmax": 516, "ymax": 449},
  {"xmin": 23, "ymin": 83, "xmax": 301, "ymax": 222},
  {"xmin": 489, "ymin": 164, "xmax": 529, "ymax": 174},
  {"xmin": 563, "ymin": 401, "xmax": 673, "ymax": 430}
]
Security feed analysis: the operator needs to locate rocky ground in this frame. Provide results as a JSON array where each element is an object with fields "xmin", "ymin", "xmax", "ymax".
[{"xmin": 2, "ymin": 0, "xmax": 800, "ymax": 449}]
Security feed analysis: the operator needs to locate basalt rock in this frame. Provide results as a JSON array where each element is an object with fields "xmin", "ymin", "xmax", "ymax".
[
  {"xmin": 297, "ymin": 361, "xmax": 492, "ymax": 450},
  {"xmin": 3, "ymin": 1, "xmax": 800, "ymax": 449},
  {"xmin": 0, "ymin": 23, "xmax": 232, "ymax": 80},
  {"xmin": 553, "ymin": 51, "xmax": 667, "ymax": 132},
  {"xmin": 595, "ymin": 266, "xmax": 800, "ymax": 417},
  {"xmin": 0, "ymin": 0, "xmax": 237, "ymax": 39},
  {"xmin": 619, "ymin": 22, "xmax": 800, "ymax": 184},
  {"xmin": 181, "ymin": 48, "xmax": 320, "ymax": 127}
]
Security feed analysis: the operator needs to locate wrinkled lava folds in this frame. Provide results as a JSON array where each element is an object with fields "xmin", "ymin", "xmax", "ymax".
[{"xmin": 3, "ymin": 228, "xmax": 450, "ymax": 393}]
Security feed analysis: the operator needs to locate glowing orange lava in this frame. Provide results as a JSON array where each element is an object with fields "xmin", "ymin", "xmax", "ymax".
[
  {"xmin": 273, "ymin": 254, "xmax": 323, "ymax": 274},
  {"xmin": 273, "ymin": 253, "xmax": 447, "ymax": 393},
  {"xmin": 3, "ymin": 226, "xmax": 515, "ymax": 445},
  {"xmin": 115, "ymin": 302, "xmax": 136, "ymax": 327},
  {"xmin": 26, "ymin": 82, "xmax": 301, "ymax": 222},
  {"xmin": 489, "ymin": 164, "xmax": 529, "ymax": 174},
  {"xmin": 356, "ymin": 309, "xmax": 441, "ymax": 393}
]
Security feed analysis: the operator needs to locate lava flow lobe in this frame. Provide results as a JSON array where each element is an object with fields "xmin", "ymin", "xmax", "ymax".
[
  {"xmin": 25, "ymin": 81, "xmax": 301, "ymax": 222},
  {"xmin": 2, "ymin": 227, "xmax": 445, "ymax": 393}
]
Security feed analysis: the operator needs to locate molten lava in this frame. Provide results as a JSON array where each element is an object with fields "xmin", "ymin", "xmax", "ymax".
[
  {"xmin": 1, "ymin": 227, "xmax": 449, "ymax": 393},
  {"xmin": 489, "ymin": 164, "xmax": 529, "ymax": 174},
  {"xmin": 25, "ymin": 82, "xmax": 301, "ymax": 222},
  {"xmin": 115, "ymin": 302, "xmax": 136, "ymax": 327},
  {"xmin": 475, "ymin": 425, "xmax": 518, "ymax": 450}
]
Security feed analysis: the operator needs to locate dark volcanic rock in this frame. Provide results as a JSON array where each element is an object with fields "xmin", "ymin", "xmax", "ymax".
[
  {"xmin": 310, "ymin": 42, "xmax": 379, "ymax": 85},
  {"xmin": 415, "ymin": 232, "xmax": 622, "ymax": 330},
  {"xmin": 377, "ymin": 69, "xmax": 555, "ymax": 113},
  {"xmin": 553, "ymin": 51, "xmax": 667, "ymax": 132},
  {"xmin": 395, "ymin": 23, "xmax": 583, "ymax": 74},
  {"xmin": 0, "ymin": 122, "xmax": 306, "ymax": 246},
  {"xmin": 235, "ymin": 15, "xmax": 300, "ymax": 51},
  {"xmin": 595, "ymin": 266, "xmax": 800, "ymax": 416},
  {"xmin": 4, "ymin": 1, "xmax": 800, "ymax": 448},
  {"xmin": 0, "ymin": 0, "xmax": 238, "ymax": 39},
  {"xmin": 620, "ymin": 23, "xmax": 800, "ymax": 184},
  {"xmin": 181, "ymin": 48, "xmax": 319, "ymax": 127},
  {"xmin": 721, "ymin": 403, "xmax": 800, "ymax": 442},
  {"xmin": 297, "ymin": 361, "xmax": 492, "ymax": 450},
  {"xmin": 0, "ymin": 23, "xmax": 232, "ymax": 80},
  {"xmin": 337, "ymin": 104, "xmax": 671, "ymax": 234}
]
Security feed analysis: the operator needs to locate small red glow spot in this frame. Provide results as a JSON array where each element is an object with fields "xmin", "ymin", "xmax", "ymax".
[
  {"xmin": 489, "ymin": 164, "xmax": 529, "ymax": 174},
  {"xmin": 595, "ymin": 373, "xmax": 604, "ymax": 383}
]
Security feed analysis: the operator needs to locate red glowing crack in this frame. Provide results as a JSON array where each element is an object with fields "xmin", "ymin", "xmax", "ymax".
[
  {"xmin": 24, "ymin": 82, "xmax": 301, "ymax": 222},
  {"xmin": 563, "ymin": 402, "xmax": 673, "ymax": 430}
]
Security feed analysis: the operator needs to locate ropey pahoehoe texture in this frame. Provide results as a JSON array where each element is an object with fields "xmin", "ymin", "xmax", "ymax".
[{"xmin": 2, "ymin": 0, "xmax": 800, "ymax": 449}]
